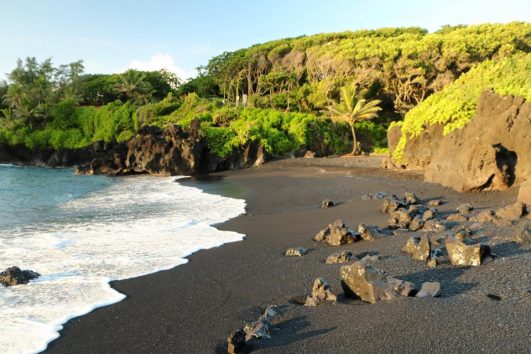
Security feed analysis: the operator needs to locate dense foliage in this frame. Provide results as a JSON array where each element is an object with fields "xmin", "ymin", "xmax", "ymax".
[
  {"xmin": 392, "ymin": 53, "xmax": 531, "ymax": 163},
  {"xmin": 191, "ymin": 22, "xmax": 530, "ymax": 116},
  {"xmin": 1, "ymin": 23, "xmax": 529, "ymax": 158}
]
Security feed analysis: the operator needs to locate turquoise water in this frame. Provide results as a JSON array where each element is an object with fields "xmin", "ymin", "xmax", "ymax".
[
  {"xmin": 0, "ymin": 165, "xmax": 114, "ymax": 230},
  {"xmin": 0, "ymin": 164, "xmax": 246, "ymax": 354}
]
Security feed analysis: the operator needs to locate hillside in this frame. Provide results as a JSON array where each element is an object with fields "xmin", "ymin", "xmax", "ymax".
[
  {"xmin": 1, "ymin": 22, "xmax": 530, "ymax": 160},
  {"xmin": 390, "ymin": 52, "xmax": 531, "ymax": 165}
]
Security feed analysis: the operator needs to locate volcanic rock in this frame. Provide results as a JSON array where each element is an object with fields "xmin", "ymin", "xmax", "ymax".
[
  {"xmin": 513, "ymin": 222, "xmax": 530, "ymax": 246},
  {"xmin": 389, "ymin": 208, "xmax": 413, "ymax": 229},
  {"xmin": 304, "ymin": 278, "xmax": 337, "ymax": 306},
  {"xmin": 422, "ymin": 220, "xmax": 447, "ymax": 232},
  {"xmin": 49, "ymin": 120, "xmax": 270, "ymax": 176},
  {"xmin": 393, "ymin": 91, "xmax": 531, "ymax": 192},
  {"xmin": 473, "ymin": 209, "xmax": 498, "ymax": 223},
  {"xmin": 357, "ymin": 224, "xmax": 384, "ymax": 241},
  {"xmin": 285, "ymin": 247, "xmax": 307, "ymax": 257},
  {"xmin": 416, "ymin": 282, "xmax": 441, "ymax": 298},
  {"xmin": 518, "ymin": 180, "xmax": 531, "ymax": 207},
  {"xmin": 227, "ymin": 329, "xmax": 246, "ymax": 354},
  {"xmin": 404, "ymin": 191, "xmax": 420, "ymax": 205},
  {"xmin": 315, "ymin": 220, "xmax": 358, "ymax": 246},
  {"xmin": 0, "ymin": 266, "xmax": 40, "ymax": 286},
  {"xmin": 457, "ymin": 203, "xmax": 473, "ymax": 214},
  {"xmin": 381, "ymin": 196, "xmax": 405, "ymax": 214},
  {"xmin": 359, "ymin": 254, "xmax": 381, "ymax": 263},
  {"xmin": 422, "ymin": 208, "xmax": 437, "ymax": 221},
  {"xmin": 454, "ymin": 227, "xmax": 472, "ymax": 241},
  {"xmin": 243, "ymin": 306, "xmax": 278, "ymax": 341},
  {"xmin": 445, "ymin": 236, "xmax": 491, "ymax": 266},
  {"xmin": 496, "ymin": 202, "xmax": 526, "ymax": 221},
  {"xmin": 402, "ymin": 235, "xmax": 431, "ymax": 261},
  {"xmin": 409, "ymin": 216, "xmax": 425, "ymax": 231},
  {"xmin": 361, "ymin": 192, "xmax": 388, "ymax": 200},
  {"xmin": 326, "ymin": 251, "xmax": 355, "ymax": 264},
  {"xmin": 321, "ymin": 199, "xmax": 335, "ymax": 208},
  {"xmin": 340, "ymin": 262, "xmax": 415, "ymax": 304},
  {"xmin": 428, "ymin": 199, "xmax": 443, "ymax": 206}
]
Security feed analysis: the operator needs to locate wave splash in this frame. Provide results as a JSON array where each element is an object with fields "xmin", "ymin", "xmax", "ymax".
[{"xmin": 0, "ymin": 175, "xmax": 246, "ymax": 354}]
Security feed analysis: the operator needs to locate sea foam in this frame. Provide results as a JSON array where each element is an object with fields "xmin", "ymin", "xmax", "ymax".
[{"xmin": 0, "ymin": 175, "xmax": 246, "ymax": 353}]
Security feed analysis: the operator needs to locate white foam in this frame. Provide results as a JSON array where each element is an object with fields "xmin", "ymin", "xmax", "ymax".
[{"xmin": 0, "ymin": 176, "xmax": 246, "ymax": 354}]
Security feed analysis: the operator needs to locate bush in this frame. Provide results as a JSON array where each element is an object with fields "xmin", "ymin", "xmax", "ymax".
[{"xmin": 92, "ymin": 101, "xmax": 136, "ymax": 143}]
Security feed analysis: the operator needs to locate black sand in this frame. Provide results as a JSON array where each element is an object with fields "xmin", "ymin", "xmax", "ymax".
[{"xmin": 46, "ymin": 158, "xmax": 530, "ymax": 353}]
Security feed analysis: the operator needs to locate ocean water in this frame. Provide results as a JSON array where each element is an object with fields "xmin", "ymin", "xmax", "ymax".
[{"xmin": 0, "ymin": 164, "xmax": 246, "ymax": 354}]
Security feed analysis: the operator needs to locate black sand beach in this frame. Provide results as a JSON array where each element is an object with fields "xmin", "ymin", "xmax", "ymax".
[{"xmin": 46, "ymin": 158, "xmax": 530, "ymax": 353}]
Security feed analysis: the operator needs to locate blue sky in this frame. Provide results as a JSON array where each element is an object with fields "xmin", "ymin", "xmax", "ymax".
[{"xmin": 0, "ymin": 0, "xmax": 529, "ymax": 80}]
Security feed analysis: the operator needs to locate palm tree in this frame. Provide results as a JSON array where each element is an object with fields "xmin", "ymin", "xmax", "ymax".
[
  {"xmin": 114, "ymin": 70, "xmax": 153, "ymax": 105},
  {"xmin": 328, "ymin": 83, "xmax": 382, "ymax": 155}
]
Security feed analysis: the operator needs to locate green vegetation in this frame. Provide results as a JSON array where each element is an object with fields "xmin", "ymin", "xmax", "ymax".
[
  {"xmin": 328, "ymin": 83, "xmax": 382, "ymax": 154},
  {"xmin": 192, "ymin": 22, "xmax": 530, "ymax": 116},
  {"xmin": 392, "ymin": 53, "xmax": 531, "ymax": 163},
  {"xmin": 0, "ymin": 22, "xmax": 529, "ymax": 159}
]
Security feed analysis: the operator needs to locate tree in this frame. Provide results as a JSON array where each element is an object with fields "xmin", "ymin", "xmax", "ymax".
[
  {"xmin": 3, "ymin": 57, "xmax": 55, "ymax": 129},
  {"xmin": 328, "ymin": 83, "xmax": 382, "ymax": 154},
  {"xmin": 2, "ymin": 57, "xmax": 86, "ymax": 129},
  {"xmin": 54, "ymin": 60, "xmax": 85, "ymax": 103},
  {"xmin": 114, "ymin": 70, "xmax": 154, "ymax": 105}
]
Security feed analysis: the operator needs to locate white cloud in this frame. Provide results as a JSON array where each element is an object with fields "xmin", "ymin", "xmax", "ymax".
[{"xmin": 127, "ymin": 54, "xmax": 196, "ymax": 80}]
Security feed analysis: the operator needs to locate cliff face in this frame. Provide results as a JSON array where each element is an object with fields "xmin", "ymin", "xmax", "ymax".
[
  {"xmin": 0, "ymin": 120, "xmax": 268, "ymax": 176},
  {"xmin": 389, "ymin": 91, "xmax": 530, "ymax": 192}
]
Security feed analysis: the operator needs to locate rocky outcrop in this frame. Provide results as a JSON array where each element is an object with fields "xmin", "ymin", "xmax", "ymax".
[
  {"xmin": 518, "ymin": 180, "xmax": 531, "ymax": 207},
  {"xmin": 390, "ymin": 91, "xmax": 530, "ymax": 192},
  {"xmin": 0, "ymin": 120, "xmax": 269, "ymax": 176},
  {"xmin": 0, "ymin": 266, "xmax": 40, "ymax": 286}
]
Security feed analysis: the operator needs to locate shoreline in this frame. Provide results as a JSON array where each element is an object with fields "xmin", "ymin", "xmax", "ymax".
[
  {"xmin": 46, "ymin": 159, "xmax": 529, "ymax": 353},
  {"xmin": 0, "ymin": 167, "xmax": 247, "ymax": 354}
]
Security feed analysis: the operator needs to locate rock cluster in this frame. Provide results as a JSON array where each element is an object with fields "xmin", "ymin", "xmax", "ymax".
[
  {"xmin": 325, "ymin": 251, "xmax": 354, "ymax": 264},
  {"xmin": 314, "ymin": 219, "xmax": 359, "ymax": 246},
  {"xmin": 0, "ymin": 266, "xmax": 40, "ymax": 287},
  {"xmin": 226, "ymin": 186, "xmax": 530, "ymax": 349}
]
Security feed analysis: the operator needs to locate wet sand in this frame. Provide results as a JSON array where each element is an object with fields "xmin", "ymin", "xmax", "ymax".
[{"xmin": 46, "ymin": 158, "xmax": 530, "ymax": 353}]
